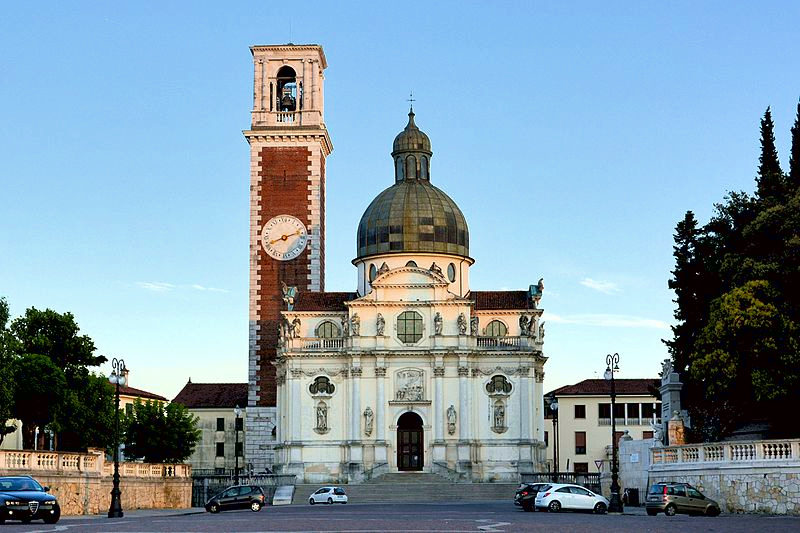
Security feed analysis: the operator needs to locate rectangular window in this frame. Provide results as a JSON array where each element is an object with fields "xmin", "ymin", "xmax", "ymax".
[
  {"xmin": 235, "ymin": 442, "xmax": 243, "ymax": 457},
  {"xmin": 574, "ymin": 462, "xmax": 589, "ymax": 473},
  {"xmin": 642, "ymin": 403, "xmax": 656, "ymax": 419},
  {"xmin": 613, "ymin": 403, "xmax": 625, "ymax": 419},
  {"xmin": 216, "ymin": 443, "xmax": 224, "ymax": 457},
  {"xmin": 216, "ymin": 417, "xmax": 225, "ymax": 431},
  {"xmin": 626, "ymin": 403, "xmax": 640, "ymax": 421},
  {"xmin": 125, "ymin": 404, "xmax": 133, "ymax": 416},
  {"xmin": 643, "ymin": 431, "xmax": 654, "ymax": 439},
  {"xmin": 544, "ymin": 431, "xmax": 549, "ymax": 447},
  {"xmin": 575, "ymin": 431, "xmax": 586, "ymax": 455},
  {"xmin": 574, "ymin": 405, "xmax": 586, "ymax": 419},
  {"xmin": 235, "ymin": 417, "xmax": 243, "ymax": 431},
  {"xmin": 598, "ymin": 403, "xmax": 611, "ymax": 418}
]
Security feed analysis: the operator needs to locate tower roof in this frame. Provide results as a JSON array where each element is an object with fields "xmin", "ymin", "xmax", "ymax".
[{"xmin": 392, "ymin": 110, "xmax": 432, "ymax": 156}]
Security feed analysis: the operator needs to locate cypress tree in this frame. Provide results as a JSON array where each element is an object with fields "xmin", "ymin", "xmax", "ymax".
[
  {"xmin": 756, "ymin": 107, "xmax": 785, "ymax": 203},
  {"xmin": 789, "ymin": 99, "xmax": 800, "ymax": 190}
]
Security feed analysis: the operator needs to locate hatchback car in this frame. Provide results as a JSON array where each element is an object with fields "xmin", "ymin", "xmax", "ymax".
[
  {"xmin": 515, "ymin": 483, "xmax": 548, "ymax": 511},
  {"xmin": 0, "ymin": 476, "xmax": 61, "ymax": 524},
  {"xmin": 535, "ymin": 483, "xmax": 609, "ymax": 514},
  {"xmin": 205, "ymin": 484, "xmax": 266, "ymax": 513},
  {"xmin": 309, "ymin": 486, "xmax": 348, "ymax": 505},
  {"xmin": 646, "ymin": 482, "xmax": 720, "ymax": 516}
]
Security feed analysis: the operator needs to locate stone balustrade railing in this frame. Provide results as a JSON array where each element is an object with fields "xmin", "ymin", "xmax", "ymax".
[
  {"xmin": 652, "ymin": 438, "xmax": 800, "ymax": 466},
  {"xmin": 0, "ymin": 449, "xmax": 190, "ymax": 478}
]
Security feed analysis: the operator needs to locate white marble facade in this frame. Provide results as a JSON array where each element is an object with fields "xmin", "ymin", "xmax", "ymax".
[{"xmin": 274, "ymin": 250, "xmax": 548, "ymax": 483}]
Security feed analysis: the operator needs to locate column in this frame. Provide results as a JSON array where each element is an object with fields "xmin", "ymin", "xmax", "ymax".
[
  {"xmin": 290, "ymin": 368, "xmax": 302, "ymax": 442},
  {"xmin": 534, "ymin": 369, "xmax": 545, "ymax": 442},
  {"xmin": 434, "ymin": 366, "xmax": 445, "ymax": 441},
  {"xmin": 375, "ymin": 364, "xmax": 386, "ymax": 441},
  {"xmin": 351, "ymin": 365, "xmax": 362, "ymax": 441},
  {"xmin": 519, "ymin": 367, "xmax": 530, "ymax": 440},
  {"xmin": 458, "ymin": 362, "xmax": 469, "ymax": 440}
]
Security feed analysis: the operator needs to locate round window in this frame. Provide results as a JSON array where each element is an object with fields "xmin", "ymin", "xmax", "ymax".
[
  {"xmin": 485, "ymin": 320, "xmax": 508, "ymax": 337},
  {"xmin": 369, "ymin": 264, "xmax": 377, "ymax": 282},
  {"xmin": 397, "ymin": 311, "xmax": 424, "ymax": 343},
  {"xmin": 447, "ymin": 263, "xmax": 456, "ymax": 282}
]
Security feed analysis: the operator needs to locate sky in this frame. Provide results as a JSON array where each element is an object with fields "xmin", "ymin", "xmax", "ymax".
[{"xmin": 2, "ymin": 2, "xmax": 799, "ymax": 401}]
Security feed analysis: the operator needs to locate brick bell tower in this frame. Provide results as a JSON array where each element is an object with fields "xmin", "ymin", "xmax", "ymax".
[{"xmin": 244, "ymin": 44, "xmax": 332, "ymax": 470}]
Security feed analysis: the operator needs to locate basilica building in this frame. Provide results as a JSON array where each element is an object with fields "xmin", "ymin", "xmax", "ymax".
[{"xmin": 244, "ymin": 44, "xmax": 548, "ymax": 483}]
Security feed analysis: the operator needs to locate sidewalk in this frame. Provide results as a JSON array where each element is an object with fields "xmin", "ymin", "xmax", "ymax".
[{"xmin": 61, "ymin": 508, "xmax": 205, "ymax": 520}]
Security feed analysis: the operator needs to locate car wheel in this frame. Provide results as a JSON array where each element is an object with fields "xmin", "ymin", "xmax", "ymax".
[
  {"xmin": 327, "ymin": 497, "xmax": 333, "ymax": 504},
  {"xmin": 665, "ymin": 504, "xmax": 677, "ymax": 516},
  {"xmin": 251, "ymin": 501, "xmax": 262, "ymax": 512},
  {"xmin": 548, "ymin": 500, "xmax": 561, "ymax": 513},
  {"xmin": 522, "ymin": 502, "xmax": 532, "ymax": 512},
  {"xmin": 208, "ymin": 503, "xmax": 220, "ymax": 513},
  {"xmin": 594, "ymin": 502, "xmax": 607, "ymax": 514},
  {"xmin": 646, "ymin": 509, "xmax": 658, "ymax": 516},
  {"xmin": 342, "ymin": 501, "xmax": 347, "ymax": 504},
  {"xmin": 309, "ymin": 498, "xmax": 316, "ymax": 505},
  {"xmin": 706, "ymin": 506, "xmax": 720, "ymax": 517}
]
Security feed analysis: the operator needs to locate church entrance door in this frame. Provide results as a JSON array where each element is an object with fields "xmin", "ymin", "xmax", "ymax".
[{"xmin": 397, "ymin": 412, "xmax": 423, "ymax": 471}]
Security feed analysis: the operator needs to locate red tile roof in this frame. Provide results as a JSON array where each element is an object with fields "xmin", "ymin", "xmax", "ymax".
[
  {"xmin": 470, "ymin": 290, "xmax": 532, "ymax": 310},
  {"xmin": 548, "ymin": 379, "xmax": 660, "ymax": 397},
  {"xmin": 292, "ymin": 291, "xmax": 357, "ymax": 311},
  {"xmin": 117, "ymin": 384, "xmax": 168, "ymax": 402},
  {"xmin": 172, "ymin": 382, "xmax": 248, "ymax": 408}
]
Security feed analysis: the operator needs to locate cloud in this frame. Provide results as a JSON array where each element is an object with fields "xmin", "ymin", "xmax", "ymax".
[
  {"xmin": 580, "ymin": 278, "xmax": 621, "ymax": 295},
  {"xmin": 191, "ymin": 284, "xmax": 229, "ymax": 293},
  {"xmin": 547, "ymin": 313, "xmax": 669, "ymax": 330},
  {"xmin": 136, "ymin": 281, "xmax": 175, "ymax": 292}
]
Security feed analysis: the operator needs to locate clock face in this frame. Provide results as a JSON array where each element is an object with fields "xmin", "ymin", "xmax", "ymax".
[{"xmin": 261, "ymin": 215, "xmax": 309, "ymax": 261}]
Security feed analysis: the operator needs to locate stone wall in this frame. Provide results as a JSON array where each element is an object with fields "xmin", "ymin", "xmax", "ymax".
[
  {"xmin": 618, "ymin": 438, "xmax": 655, "ymax": 499},
  {"xmin": 0, "ymin": 449, "xmax": 191, "ymax": 515}
]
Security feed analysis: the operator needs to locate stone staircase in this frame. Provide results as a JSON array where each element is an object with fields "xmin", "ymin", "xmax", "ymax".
[{"xmin": 292, "ymin": 472, "xmax": 518, "ymax": 505}]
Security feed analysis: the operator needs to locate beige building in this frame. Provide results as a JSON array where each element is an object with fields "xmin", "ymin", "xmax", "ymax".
[
  {"xmin": 172, "ymin": 381, "xmax": 249, "ymax": 473},
  {"xmin": 544, "ymin": 379, "xmax": 660, "ymax": 474}
]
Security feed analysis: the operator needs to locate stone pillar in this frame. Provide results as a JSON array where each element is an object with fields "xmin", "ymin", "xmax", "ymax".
[
  {"xmin": 434, "ymin": 365, "xmax": 445, "ymax": 441},
  {"xmin": 351, "ymin": 364, "xmax": 362, "ymax": 439},
  {"xmin": 290, "ymin": 369, "xmax": 302, "ymax": 441},
  {"xmin": 458, "ymin": 363, "xmax": 469, "ymax": 440},
  {"xmin": 375, "ymin": 364, "xmax": 387, "ymax": 463},
  {"xmin": 659, "ymin": 359, "xmax": 686, "ymax": 445},
  {"xmin": 519, "ymin": 367, "xmax": 531, "ymax": 440},
  {"xmin": 534, "ymin": 369, "xmax": 545, "ymax": 443}
]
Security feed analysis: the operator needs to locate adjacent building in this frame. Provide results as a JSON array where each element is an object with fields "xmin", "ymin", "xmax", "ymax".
[
  {"xmin": 173, "ymin": 381, "xmax": 248, "ymax": 473},
  {"xmin": 544, "ymin": 379, "xmax": 660, "ymax": 474}
]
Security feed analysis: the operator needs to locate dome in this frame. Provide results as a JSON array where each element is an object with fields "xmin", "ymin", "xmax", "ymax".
[{"xmin": 356, "ymin": 111, "xmax": 469, "ymax": 260}]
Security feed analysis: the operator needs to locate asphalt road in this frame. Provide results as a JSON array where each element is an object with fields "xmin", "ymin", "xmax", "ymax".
[{"xmin": 4, "ymin": 501, "xmax": 800, "ymax": 532}]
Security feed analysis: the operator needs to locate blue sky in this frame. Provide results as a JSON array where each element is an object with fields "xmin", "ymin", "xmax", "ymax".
[{"xmin": 2, "ymin": 2, "xmax": 799, "ymax": 400}]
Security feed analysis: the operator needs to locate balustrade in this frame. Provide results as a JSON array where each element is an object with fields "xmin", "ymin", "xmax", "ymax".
[
  {"xmin": 652, "ymin": 438, "xmax": 799, "ymax": 465},
  {"xmin": 0, "ymin": 449, "xmax": 190, "ymax": 478}
]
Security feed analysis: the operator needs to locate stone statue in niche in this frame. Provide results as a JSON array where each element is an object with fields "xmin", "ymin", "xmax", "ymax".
[
  {"xmin": 364, "ymin": 406, "xmax": 374, "ymax": 437},
  {"xmin": 291, "ymin": 317, "xmax": 301, "ymax": 338},
  {"xmin": 519, "ymin": 315, "xmax": 529, "ymax": 336},
  {"xmin": 447, "ymin": 405, "xmax": 457, "ymax": 435},
  {"xmin": 342, "ymin": 317, "xmax": 349, "ymax": 337},
  {"xmin": 470, "ymin": 316, "xmax": 479, "ymax": 335},
  {"xmin": 434, "ymin": 312, "xmax": 443, "ymax": 335},
  {"xmin": 277, "ymin": 323, "xmax": 285, "ymax": 348},
  {"xmin": 316, "ymin": 402, "xmax": 328, "ymax": 432},
  {"xmin": 457, "ymin": 313, "xmax": 467, "ymax": 334},
  {"xmin": 376, "ymin": 313, "xmax": 385, "ymax": 336},
  {"xmin": 395, "ymin": 369, "xmax": 424, "ymax": 401},
  {"xmin": 351, "ymin": 313, "xmax": 361, "ymax": 336},
  {"xmin": 493, "ymin": 401, "xmax": 505, "ymax": 430},
  {"xmin": 527, "ymin": 316, "xmax": 536, "ymax": 336},
  {"xmin": 538, "ymin": 321, "xmax": 545, "ymax": 340}
]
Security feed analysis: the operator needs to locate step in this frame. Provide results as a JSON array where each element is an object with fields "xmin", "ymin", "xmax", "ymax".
[{"xmin": 291, "ymin": 482, "xmax": 518, "ymax": 505}]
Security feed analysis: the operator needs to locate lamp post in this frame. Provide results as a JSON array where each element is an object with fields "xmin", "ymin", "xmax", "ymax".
[
  {"xmin": 233, "ymin": 405, "xmax": 241, "ymax": 485},
  {"xmin": 108, "ymin": 357, "xmax": 126, "ymax": 518},
  {"xmin": 549, "ymin": 396, "xmax": 559, "ymax": 482},
  {"xmin": 604, "ymin": 352, "xmax": 623, "ymax": 513}
]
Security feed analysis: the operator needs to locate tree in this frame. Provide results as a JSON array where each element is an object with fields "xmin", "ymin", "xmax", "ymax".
[
  {"xmin": 52, "ymin": 372, "xmax": 116, "ymax": 451},
  {"xmin": 123, "ymin": 400, "xmax": 200, "ymax": 463},
  {"xmin": 790, "ymin": 99, "xmax": 800, "ymax": 189},
  {"xmin": 11, "ymin": 354, "xmax": 66, "ymax": 449},
  {"xmin": 756, "ymin": 107, "xmax": 785, "ymax": 204},
  {"xmin": 0, "ymin": 298, "xmax": 17, "ymax": 445}
]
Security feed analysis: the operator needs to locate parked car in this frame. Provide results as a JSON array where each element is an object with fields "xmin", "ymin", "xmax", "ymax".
[
  {"xmin": 0, "ymin": 476, "xmax": 61, "ymax": 524},
  {"xmin": 205, "ymin": 485, "xmax": 266, "ymax": 513},
  {"xmin": 515, "ymin": 483, "xmax": 549, "ymax": 511},
  {"xmin": 646, "ymin": 482, "xmax": 720, "ymax": 516},
  {"xmin": 309, "ymin": 486, "xmax": 348, "ymax": 505},
  {"xmin": 535, "ymin": 483, "xmax": 609, "ymax": 514}
]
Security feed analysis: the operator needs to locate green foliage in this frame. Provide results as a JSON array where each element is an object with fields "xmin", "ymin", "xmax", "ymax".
[
  {"xmin": 123, "ymin": 400, "xmax": 200, "ymax": 463},
  {"xmin": 0, "ymin": 298, "xmax": 17, "ymax": 444},
  {"xmin": 789, "ymin": 100, "xmax": 800, "ymax": 187},
  {"xmin": 667, "ymin": 102, "xmax": 800, "ymax": 440},
  {"xmin": 53, "ymin": 372, "xmax": 116, "ymax": 451},
  {"xmin": 11, "ymin": 354, "xmax": 67, "ymax": 449}
]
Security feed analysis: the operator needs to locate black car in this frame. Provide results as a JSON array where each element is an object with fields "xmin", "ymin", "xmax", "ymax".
[
  {"xmin": 0, "ymin": 476, "xmax": 61, "ymax": 524},
  {"xmin": 205, "ymin": 484, "xmax": 266, "ymax": 513},
  {"xmin": 515, "ymin": 483, "xmax": 548, "ymax": 511}
]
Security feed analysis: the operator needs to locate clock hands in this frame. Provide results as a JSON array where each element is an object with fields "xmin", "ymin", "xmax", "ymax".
[{"xmin": 269, "ymin": 229, "xmax": 303, "ymax": 245}]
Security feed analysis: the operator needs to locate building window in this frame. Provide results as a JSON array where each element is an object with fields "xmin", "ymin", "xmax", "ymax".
[
  {"xmin": 316, "ymin": 321, "xmax": 341, "ymax": 338},
  {"xmin": 235, "ymin": 442, "xmax": 243, "ymax": 457},
  {"xmin": 447, "ymin": 263, "xmax": 456, "ymax": 282},
  {"xmin": 627, "ymin": 403, "xmax": 640, "ymax": 422},
  {"xmin": 613, "ymin": 403, "xmax": 625, "ymax": 420},
  {"xmin": 369, "ymin": 264, "xmax": 377, "ymax": 282},
  {"xmin": 235, "ymin": 417, "xmax": 243, "ymax": 431},
  {"xmin": 484, "ymin": 320, "xmax": 507, "ymax": 337},
  {"xmin": 643, "ymin": 431, "xmax": 654, "ymax": 439},
  {"xmin": 309, "ymin": 376, "xmax": 335, "ymax": 395},
  {"xmin": 574, "ymin": 462, "xmax": 589, "ymax": 473},
  {"xmin": 125, "ymin": 404, "xmax": 133, "ymax": 416},
  {"xmin": 216, "ymin": 443, "xmax": 224, "ymax": 457},
  {"xmin": 544, "ymin": 431, "xmax": 549, "ymax": 447},
  {"xmin": 598, "ymin": 403, "xmax": 611, "ymax": 424},
  {"xmin": 216, "ymin": 417, "xmax": 225, "ymax": 431},
  {"xmin": 397, "ymin": 311, "xmax": 423, "ymax": 343},
  {"xmin": 574, "ymin": 405, "xmax": 586, "ymax": 419},
  {"xmin": 485, "ymin": 375, "xmax": 512, "ymax": 394},
  {"xmin": 575, "ymin": 431, "xmax": 586, "ymax": 454},
  {"xmin": 642, "ymin": 402, "xmax": 658, "ymax": 421}
]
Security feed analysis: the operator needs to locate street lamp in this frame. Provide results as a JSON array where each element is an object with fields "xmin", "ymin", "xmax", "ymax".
[
  {"xmin": 549, "ymin": 396, "xmax": 559, "ymax": 482},
  {"xmin": 604, "ymin": 352, "xmax": 623, "ymax": 513},
  {"xmin": 233, "ymin": 405, "xmax": 241, "ymax": 485},
  {"xmin": 108, "ymin": 357, "xmax": 127, "ymax": 518}
]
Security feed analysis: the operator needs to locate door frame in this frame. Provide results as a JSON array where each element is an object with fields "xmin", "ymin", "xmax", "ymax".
[{"xmin": 395, "ymin": 410, "xmax": 425, "ymax": 472}]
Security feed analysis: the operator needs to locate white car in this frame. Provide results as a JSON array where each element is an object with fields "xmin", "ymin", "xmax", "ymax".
[
  {"xmin": 308, "ymin": 486, "xmax": 348, "ymax": 505},
  {"xmin": 535, "ymin": 483, "xmax": 609, "ymax": 514}
]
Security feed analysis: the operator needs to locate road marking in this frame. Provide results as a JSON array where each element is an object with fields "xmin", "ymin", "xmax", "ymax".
[{"xmin": 476, "ymin": 519, "xmax": 510, "ymax": 532}]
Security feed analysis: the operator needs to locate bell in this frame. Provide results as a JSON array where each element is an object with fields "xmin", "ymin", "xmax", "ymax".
[{"xmin": 281, "ymin": 94, "xmax": 296, "ymax": 111}]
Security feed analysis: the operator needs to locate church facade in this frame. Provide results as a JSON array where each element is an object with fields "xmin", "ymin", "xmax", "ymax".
[{"xmin": 245, "ymin": 44, "xmax": 548, "ymax": 483}]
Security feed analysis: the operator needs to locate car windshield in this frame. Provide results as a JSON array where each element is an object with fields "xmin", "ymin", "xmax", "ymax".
[
  {"xmin": 649, "ymin": 484, "xmax": 665, "ymax": 494},
  {"xmin": 0, "ymin": 478, "xmax": 43, "ymax": 491}
]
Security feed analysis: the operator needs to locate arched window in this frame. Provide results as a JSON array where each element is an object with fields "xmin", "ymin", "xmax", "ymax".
[
  {"xmin": 276, "ymin": 66, "xmax": 297, "ymax": 112},
  {"xmin": 316, "ymin": 321, "xmax": 341, "ymax": 338},
  {"xmin": 309, "ymin": 376, "xmax": 335, "ymax": 395},
  {"xmin": 395, "ymin": 157, "xmax": 404, "ymax": 181},
  {"xmin": 485, "ymin": 320, "xmax": 508, "ymax": 337},
  {"xmin": 405, "ymin": 260, "xmax": 418, "ymax": 268},
  {"xmin": 421, "ymin": 156, "xmax": 429, "ymax": 179},
  {"xmin": 447, "ymin": 263, "xmax": 456, "ymax": 282},
  {"xmin": 486, "ymin": 375, "xmax": 512, "ymax": 394},
  {"xmin": 405, "ymin": 155, "xmax": 417, "ymax": 179},
  {"xmin": 397, "ymin": 311, "xmax": 424, "ymax": 343}
]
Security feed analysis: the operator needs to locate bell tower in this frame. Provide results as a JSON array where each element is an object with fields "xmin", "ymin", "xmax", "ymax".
[{"xmin": 244, "ymin": 44, "xmax": 332, "ymax": 471}]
